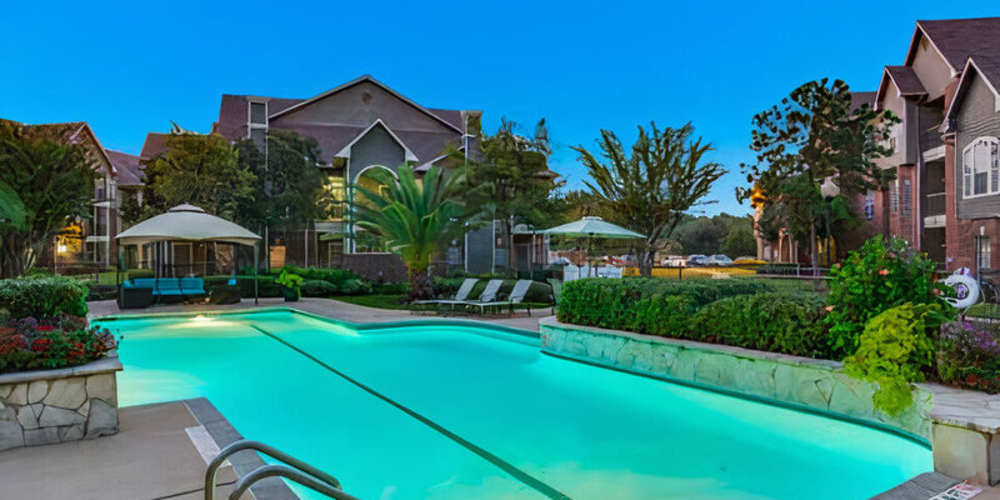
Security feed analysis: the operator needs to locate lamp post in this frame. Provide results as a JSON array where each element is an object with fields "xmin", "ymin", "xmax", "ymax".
[{"xmin": 820, "ymin": 179, "xmax": 840, "ymax": 269}]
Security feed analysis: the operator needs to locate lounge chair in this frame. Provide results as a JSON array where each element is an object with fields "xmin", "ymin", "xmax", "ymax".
[
  {"xmin": 546, "ymin": 278, "xmax": 562, "ymax": 307},
  {"xmin": 466, "ymin": 279, "xmax": 533, "ymax": 316},
  {"xmin": 413, "ymin": 278, "xmax": 478, "ymax": 307},
  {"xmin": 452, "ymin": 279, "xmax": 503, "ymax": 313}
]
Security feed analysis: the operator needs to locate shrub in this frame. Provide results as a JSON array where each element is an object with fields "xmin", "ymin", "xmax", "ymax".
[
  {"xmin": 0, "ymin": 276, "xmax": 89, "ymax": 319},
  {"xmin": 557, "ymin": 278, "xmax": 772, "ymax": 330},
  {"xmin": 0, "ymin": 314, "xmax": 116, "ymax": 373},
  {"xmin": 301, "ymin": 280, "xmax": 339, "ymax": 297},
  {"xmin": 627, "ymin": 294, "xmax": 696, "ymax": 337},
  {"xmin": 337, "ymin": 278, "xmax": 373, "ymax": 296},
  {"xmin": 826, "ymin": 236, "xmax": 950, "ymax": 358},
  {"xmin": 374, "ymin": 282, "xmax": 409, "ymax": 295},
  {"xmin": 844, "ymin": 302, "xmax": 948, "ymax": 416},
  {"xmin": 234, "ymin": 275, "xmax": 282, "ymax": 298},
  {"xmin": 937, "ymin": 321, "xmax": 1000, "ymax": 394},
  {"xmin": 689, "ymin": 292, "xmax": 832, "ymax": 358},
  {"xmin": 86, "ymin": 283, "xmax": 118, "ymax": 301}
]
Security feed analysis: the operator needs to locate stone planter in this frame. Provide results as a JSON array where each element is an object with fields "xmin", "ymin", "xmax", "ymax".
[{"xmin": 0, "ymin": 355, "xmax": 122, "ymax": 451}]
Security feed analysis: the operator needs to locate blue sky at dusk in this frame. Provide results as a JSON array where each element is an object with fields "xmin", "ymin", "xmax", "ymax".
[{"xmin": 2, "ymin": 1, "xmax": 998, "ymax": 216}]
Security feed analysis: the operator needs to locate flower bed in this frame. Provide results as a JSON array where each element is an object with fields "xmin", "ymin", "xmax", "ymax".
[{"xmin": 1, "ymin": 315, "xmax": 116, "ymax": 373}]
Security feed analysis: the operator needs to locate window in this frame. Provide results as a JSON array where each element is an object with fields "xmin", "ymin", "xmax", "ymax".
[
  {"xmin": 250, "ymin": 102, "xmax": 267, "ymax": 125},
  {"xmin": 890, "ymin": 180, "xmax": 898, "ymax": 213},
  {"xmin": 864, "ymin": 192, "xmax": 875, "ymax": 220},
  {"xmin": 979, "ymin": 236, "xmax": 992, "ymax": 271},
  {"xmin": 963, "ymin": 137, "xmax": 1000, "ymax": 198},
  {"xmin": 901, "ymin": 179, "xmax": 911, "ymax": 217}
]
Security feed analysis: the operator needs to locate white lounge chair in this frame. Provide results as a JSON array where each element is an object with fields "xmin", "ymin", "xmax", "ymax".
[
  {"xmin": 467, "ymin": 279, "xmax": 533, "ymax": 315},
  {"xmin": 413, "ymin": 278, "xmax": 478, "ymax": 306},
  {"xmin": 453, "ymin": 279, "xmax": 503, "ymax": 313}
]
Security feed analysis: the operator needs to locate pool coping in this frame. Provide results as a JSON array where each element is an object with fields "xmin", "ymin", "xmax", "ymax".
[
  {"xmin": 184, "ymin": 397, "xmax": 299, "ymax": 500},
  {"xmin": 94, "ymin": 305, "xmax": 542, "ymax": 339}
]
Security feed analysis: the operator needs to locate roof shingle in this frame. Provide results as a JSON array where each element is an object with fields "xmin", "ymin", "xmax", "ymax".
[
  {"xmin": 915, "ymin": 17, "xmax": 1000, "ymax": 71},
  {"xmin": 885, "ymin": 66, "xmax": 927, "ymax": 96}
]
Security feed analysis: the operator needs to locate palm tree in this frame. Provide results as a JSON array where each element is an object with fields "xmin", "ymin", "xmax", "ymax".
[{"xmin": 351, "ymin": 165, "xmax": 471, "ymax": 300}]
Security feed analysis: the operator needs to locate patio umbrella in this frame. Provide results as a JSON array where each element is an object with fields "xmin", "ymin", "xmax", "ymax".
[{"xmin": 542, "ymin": 216, "xmax": 644, "ymax": 277}]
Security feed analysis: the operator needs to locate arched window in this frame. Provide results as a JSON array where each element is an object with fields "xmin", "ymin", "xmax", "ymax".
[{"xmin": 963, "ymin": 137, "xmax": 1000, "ymax": 198}]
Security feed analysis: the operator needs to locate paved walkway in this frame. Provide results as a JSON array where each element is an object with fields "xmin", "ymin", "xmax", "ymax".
[
  {"xmin": 89, "ymin": 297, "xmax": 554, "ymax": 332},
  {"xmin": 0, "ymin": 401, "xmax": 243, "ymax": 500}
]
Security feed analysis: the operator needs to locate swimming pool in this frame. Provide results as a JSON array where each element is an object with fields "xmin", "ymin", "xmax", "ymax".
[{"xmin": 96, "ymin": 309, "xmax": 931, "ymax": 499}]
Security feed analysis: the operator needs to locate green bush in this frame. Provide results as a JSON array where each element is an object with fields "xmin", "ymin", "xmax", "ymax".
[
  {"xmin": 0, "ymin": 276, "xmax": 89, "ymax": 319},
  {"xmin": 844, "ymin": 302, "xmax": 947, "ymax": 415},
  {"xmin": 826, "ymin": 236, "xmax": 950, "ymax": 358},
  {"xmin": 86, "ymin": 283, "xmax": 118, "ymax": 301},
  {"xmin": 689, "ymin": 292, "xmax": 832, "ymax": 358},
  {"xmin": 627, "ymin": 294, "xmax": 696, "ymax": 337},
  {"xmin": 374, "ymin": 282, "xmax": 409, "ymax": 295},
  {"xmin": 302, "ymin": 280, "xmax": 339, "ymax": 297},
  {"xmin": 557, "ymin": 278, "xmax": 772, "ymax": 329},
  {"xmin": 937, "ymin": 321, "xmax": 1000, "ymax": 394},
  {"xmin": 234, "ymin": 275, "xmax": 282, "ymax": 298},
  {"xmin": 1, "ymin": 315, "xmax": 116, "ymax": 373},
  {"xmin": 337, "ymin": 278, "xmax": 373, "ymax": 296}
]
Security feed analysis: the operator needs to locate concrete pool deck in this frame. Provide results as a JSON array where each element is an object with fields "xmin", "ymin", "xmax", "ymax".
[{"xmin": 87, "ymin": 297, "xmax": 554, "ymax": 332}]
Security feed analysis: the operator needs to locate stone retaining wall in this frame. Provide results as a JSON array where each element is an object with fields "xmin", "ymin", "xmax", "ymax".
[
  {"xmin": 540, "ymin": 318, "xmax": 1000, "ymax": 485},
  {"xmin": 539, "ymin": 318, "xmax": 932, "ymax": 438},
  {"xmin": 0, "ymin": 356, "xmax": 122, "ymax": 451}
]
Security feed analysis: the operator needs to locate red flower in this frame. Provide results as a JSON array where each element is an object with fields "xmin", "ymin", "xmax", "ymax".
[
  {"xmin": 31, "ymin": 338, "xmax": 51, "ymax": 352},
  {"xmin": 37, "ymin": 325, "xmax": 54, "ymax": 332},
  {"xmin": 879, "ymin": 268, "xmax": 890, "ymax": 276},
  {"xmin": 966, "ymin": 374, "xmax": 979, "ymax": 386}
]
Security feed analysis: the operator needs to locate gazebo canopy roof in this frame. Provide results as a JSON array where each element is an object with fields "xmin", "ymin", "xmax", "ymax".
[
  {"xmin": 115, "ymin": 204, "xmax": 261, "ymax": 246},
  {"xmin": 541, "ymin": 216, "xmax": 645, "ymax": 239}
]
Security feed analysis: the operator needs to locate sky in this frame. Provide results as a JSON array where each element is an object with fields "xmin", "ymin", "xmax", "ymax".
[{"xmin": 2, "ymin": 1, "xmax": 998, "ymax": 216}]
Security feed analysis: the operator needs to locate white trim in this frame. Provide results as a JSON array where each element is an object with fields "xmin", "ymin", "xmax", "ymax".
[
  {"xmin": 961, "ymin": 136, "xmax": 1000, "ymax": 199},
  {"xmin": 923, "ymin": 145, "xmax": 946, "ymax": 162},
  {"xmin": 247, "ymin": 99, "xmax": 268, "ymax": 138},
  {"xmin": 924, "ymin": 214, "xmax": 946, "ymax": 228},
  {"xmin": 335, "ymin": 119, "xmax": 419, "ymax": 163},
  {"xmin": 267, "ymin": 74, "xmax": 463, "ymax": 133},
  {"xmin": 353, "ymin": 164, "xmax": 398, "ymax": 182}
]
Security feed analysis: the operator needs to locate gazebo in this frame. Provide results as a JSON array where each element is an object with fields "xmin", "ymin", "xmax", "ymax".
[{"xmin": 115, "ymin": 204, "xmax": 262, "ymax": 304}]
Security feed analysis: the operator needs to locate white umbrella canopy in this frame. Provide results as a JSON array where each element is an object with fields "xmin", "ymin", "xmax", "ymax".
[
  {"xmin": 542, "ymin": 216, "xmax": 645, "ymax": 239},
  {"xmin": 116, "ymin": 204, "xmax": 261, "ymax": 246}
]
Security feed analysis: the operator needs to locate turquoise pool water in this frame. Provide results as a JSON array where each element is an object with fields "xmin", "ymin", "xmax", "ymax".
[{"xmin": 96, "ymin": 310, "xmax": 931, "ymax": 499}]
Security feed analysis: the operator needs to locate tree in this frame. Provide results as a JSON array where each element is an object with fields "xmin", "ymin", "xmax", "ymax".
[
  {"xmin": 0, "ymin": 121, "xmax": 98, "ymax": 277},
  {"xmin": 573, "ymin": 122, "xmax": 726, "ymax": 276},
  {"xmin": 140, "ymin": 126, "xmax": 256, "ymax": 220},
  {"xmin": 738, "ymin": 79, "xmax": 898, "ymax": 267},
  {"xmin": 720, "ymin": 224, "xmax": 756, "ymax": 257},
  {"xmin": 234, "ymin": 130, "xmax": 329, "ymax": 264},
  {"xmin": 465, "ymin": 118, "xmax": 560, "ymax": 274},
  {"xmin": 352, "ymin": 165, "xmax": 472, "ymax": 300}
]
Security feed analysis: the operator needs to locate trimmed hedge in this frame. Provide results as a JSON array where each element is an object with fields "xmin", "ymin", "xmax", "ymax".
[
  {"xmin": 557, "ymin": 278, "xmax": 772, "ymax": 330},
  {"xmin": 688, "ymin": 292, "xmax": 832, "ymax": 358},
  {"xmin": 0, "ymin": 276, "xmax": 89, "ymax": 319},
  {"xmin": 302, "ymin": 280, "xmax": 339, "ymax": 298}
]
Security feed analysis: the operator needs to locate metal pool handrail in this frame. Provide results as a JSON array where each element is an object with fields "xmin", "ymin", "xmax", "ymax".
[
  {"xmin": 205, "ymin": 439, "xmax": 356, "ymax": 500},
  {"xmin": 227, "ymin": 464, "xmax": 360, "ymax": 500}
]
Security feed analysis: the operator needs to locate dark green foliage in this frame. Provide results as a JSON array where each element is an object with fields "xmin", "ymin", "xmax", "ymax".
[
  {"xmin": 689, "ymin": 292, "xmax": 832, "ymax": 358},
  {"xmin": 209, "ymin": 286, "xmax": 240, "ymax": 305},
  {"xmin": 627, "ymin": 294, "xmax": 696, "ymax": 337},
  {"xmin": 937, "ymin": 321, "xmax": 1000, "ymax": 394},
  {"xmin": 557, "ymin": 278, "xmax": 772, "ymax": 329},
  {"xmin": 274, "ymin": 266, "xmax": 371, "ymax": 295},
  {"xmin": 825, "ymin": 236, "xmax": 951, "ymax": 358},
  {"xmin": 0, "ymin": 276, "xmax": 88, "ymax": 319},
  {"xmin": 301, "ymin": 280, "xmax": 338, "ymax": 298},
  {"xmin": 374, "ymin": 282, "xmax": 409, "ymax": 295}
]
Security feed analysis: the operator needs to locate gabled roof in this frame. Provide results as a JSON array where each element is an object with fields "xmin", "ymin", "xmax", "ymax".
[
  {"xmin": 907, "ymin": 18, "xmax": 1000, "ymax": 74},
  {"xmin": 335, "ymin": 119, "xmax": 419, "ymax": 162},
  {"xmin": 267, "ymin": 74, "xmax": 463, "ymax": 133},
  {"xmin": 849, "ymin": 91, "xmax": 876, "ymax": 111},
  {"xmin": 105, "ymin": 149, "xmax": 144, "ymax": 187},
  {"xmin": 942, "ymin": 55, "xmax": 1000, "ymax": 132},
  {"xmin": 874, "ymin": 66, "xmax": 927, "ymax": 109},
  {"xmin": 140, "ymin": 132, "xmax": 169, "ymax": 159}
]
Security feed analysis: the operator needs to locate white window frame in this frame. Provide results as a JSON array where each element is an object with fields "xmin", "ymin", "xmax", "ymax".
[
  {"xmin": 962, "ymin": 136, "xmax": 1000, "ymax": 199},
  {"xmin": 980, "ymin": 236, "xmax": 992, "ymax": 271}
]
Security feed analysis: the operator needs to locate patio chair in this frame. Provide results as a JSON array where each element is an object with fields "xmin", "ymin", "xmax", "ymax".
[
  {"xmin": 546, "ymin": 278, "xmax": 562, "ymax": 307},
  {"xmin": 412, "ymin": 278, "xmax": 478, "ymax": 307},
  {"xmin": 466, "ymin": 279, "xmax": 533, "ymax": 316}
]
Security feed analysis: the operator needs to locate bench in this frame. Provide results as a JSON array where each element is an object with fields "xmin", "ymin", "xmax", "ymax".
[{"xmin": 125, "ymin": 277, "xmax": 207, "ymax": 297}]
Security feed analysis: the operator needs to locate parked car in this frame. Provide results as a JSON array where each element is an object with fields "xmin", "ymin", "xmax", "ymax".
[
  {"xmin": 661, "ymin": 255, "xmax": 687, "ymax": 267},
  {"xmin": 706, "ymin": 254, "xmax": 733, "ymax": 266},
  {"xmin": 686, "ymin": 254, "xmax": 708, "ymax": 266}
]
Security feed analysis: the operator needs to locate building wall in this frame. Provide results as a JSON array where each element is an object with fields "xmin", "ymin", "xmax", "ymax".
[
  {"xmin": 348, "ymin": 124, "xmax": 406, "ymax": 181},
  {"xmin": 955, "ymin": 74, "xmax": 1000, "ymax": 220},
  {"xmin": 910, "ymin": 35, "xmax": 953, "ymax": 101}
]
